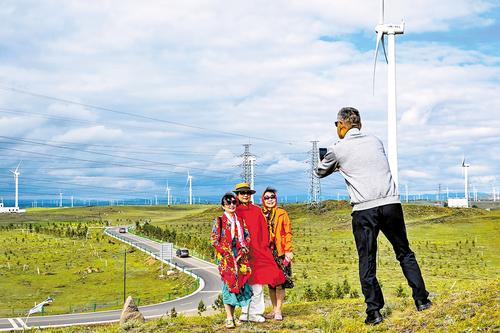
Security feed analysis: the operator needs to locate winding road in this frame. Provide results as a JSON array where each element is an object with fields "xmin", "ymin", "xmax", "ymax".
[{"xmin": 0, "ymin": 227, "xmax": 221, "ymax": 331}]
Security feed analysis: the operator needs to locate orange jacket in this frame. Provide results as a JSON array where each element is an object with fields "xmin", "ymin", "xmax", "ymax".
[{"xmin": 271, "ymin": 207, "xmax": 293, "ymax": 257}]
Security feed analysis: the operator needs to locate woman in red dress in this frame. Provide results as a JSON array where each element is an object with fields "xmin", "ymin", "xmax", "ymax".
[{"xmin": 233, "ymin": 183, "xmax": 285, "ymax": 323}]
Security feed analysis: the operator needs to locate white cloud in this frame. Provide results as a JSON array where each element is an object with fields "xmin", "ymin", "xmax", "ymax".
[
  {"xmin": 0, "ymin": 1, "xmax": 499, "ymax": 199},
  {"xmin": 400, "ymin": 170, "xmax": 433, "ymax": 180},
  {"xmin": 52, "ymin": 126, "xmax": 124, "ymax": 144},
  {"xmin": 264, "ymin": 157, "xmax": 306, "ymax": 174}
]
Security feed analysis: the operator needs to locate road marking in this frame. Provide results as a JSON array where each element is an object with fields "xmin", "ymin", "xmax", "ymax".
[
  {"xmin": 8, "ymin": 318, "xmax": 19, "ymax": 329},
  {"xmin": 199, "ymin": 290, "xmax": 220, "ymax": 293},
  {"xmin": 15, "ymin": 318, "xmax": 27, "ymax": 329}
]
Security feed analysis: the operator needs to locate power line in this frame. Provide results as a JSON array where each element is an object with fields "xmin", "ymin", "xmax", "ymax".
[{"xmin": 0, "ymin": 86, "xmax": 295, "ymax": 145}]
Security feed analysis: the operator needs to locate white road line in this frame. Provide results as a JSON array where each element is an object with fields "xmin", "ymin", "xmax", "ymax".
[
  {"xmin": 15, "ymin": 318, "xmax": 27, "ymax": 329},
  {"xmin": 198, "ymin": 290, "xmax": 220, "ymax": 293},
  {"xmin": 7, "ymin": 318, "xmax": 19, "ymax": 329}
]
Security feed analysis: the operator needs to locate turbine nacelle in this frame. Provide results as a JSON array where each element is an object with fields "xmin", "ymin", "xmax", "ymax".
[{"xmin": 375, "ymin": 22, "xmax": 405, "ymax": 35}]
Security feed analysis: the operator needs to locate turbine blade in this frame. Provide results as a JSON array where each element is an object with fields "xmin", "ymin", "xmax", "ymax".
[
  {"xmin": 381, "ymin": 35, "xmax": 388, "ymax": 64},
  {"xmin": 373, "ymin": 30, "xmax": 384, "ymax": 95}
]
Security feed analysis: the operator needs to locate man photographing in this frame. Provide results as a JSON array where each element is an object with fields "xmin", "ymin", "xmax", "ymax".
[{"xmin": 315, "ymin": 107, "xmax": 432, "ymax": 325}]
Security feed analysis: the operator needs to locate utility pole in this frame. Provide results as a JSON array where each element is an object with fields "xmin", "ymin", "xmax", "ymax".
[
  {"xmin": 123, "ymin": 248, "xmax": 127, "ymax": 303},
  {"xmin": 309, "ymin": 141, "xmax": 321, "ymax": 206}
]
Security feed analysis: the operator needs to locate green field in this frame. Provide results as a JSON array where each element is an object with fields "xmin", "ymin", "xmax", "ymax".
[
  {"xmin": 0, "ymin": 207, "xmax": 202, "ymax": 317},
  {"xmin": 1, "ymin": 203, "xmax": 498, "ymax": 332}
]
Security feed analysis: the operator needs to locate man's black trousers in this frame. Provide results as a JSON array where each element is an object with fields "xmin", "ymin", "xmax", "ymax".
[{"xmin": 351, "ymin": 203, "xmax": 429, "ymax": 313}]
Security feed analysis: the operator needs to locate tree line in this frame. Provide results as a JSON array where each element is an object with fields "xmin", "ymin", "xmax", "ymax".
[{"xmin": 135, "ymin": 221, "xmax": 215, "ymax": 260}]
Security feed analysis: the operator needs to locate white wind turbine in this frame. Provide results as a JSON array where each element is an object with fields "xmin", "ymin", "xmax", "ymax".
[
  {"xmin": 9, "ymin": 161, "xmax": 22, "ymax": 208},
  {"xmin": 165, "ymin": 182, "xmax": 172, "ymax": 206},
  {"xmin": 186, "ymin": 171, "xmax": 193, "ymax": 205},
  {"xmin": 373, "ymin": 0, "xmax": 405, "ymax": 187},
  {"xmin": 462, "ymin": 157, "xmax": 470, "ymax": 207}
]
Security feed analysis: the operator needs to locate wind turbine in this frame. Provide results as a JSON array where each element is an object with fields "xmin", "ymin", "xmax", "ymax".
[
  {"xmin": 373, "ymin": 0, "xmax": 405, "ymax": 187},
  {"xmin": 9, "ymin": 161, "xmax": 22, "ymax": 208},
  {"xmin": 186, "ymin": 171, "xmax": 193, "ymax": 205},
  {"xmin": 166, "ymin": 182, "xmax": 172, "ymax": 206},
  {"xmin": 462, "ymin": 157, "xmax": 470, "ymax": 207}
]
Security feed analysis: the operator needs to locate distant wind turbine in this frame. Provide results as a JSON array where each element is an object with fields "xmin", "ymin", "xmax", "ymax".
[
  {"xmin": 462, "ymin": 157, "xmax": 470, "ymax": 207},
  {"xmin": 9, "ymin": 161, "xmax": 22, "ymax": 208},
  {"xmin": 166, "ymin": 182, "xmax": 172, "ymax": 206},
  {"xmin": 186, "ymin": 171, "xmax": 193, "ymax": 205},
  {"xmin": 373, "ymin": 0, "xmax": 405, "ymax": 187}
]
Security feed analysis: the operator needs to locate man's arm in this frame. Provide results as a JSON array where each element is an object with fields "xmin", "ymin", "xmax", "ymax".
[{"xmin": 315, "ymin": 148, "xmax": 340, "ymax": 178}]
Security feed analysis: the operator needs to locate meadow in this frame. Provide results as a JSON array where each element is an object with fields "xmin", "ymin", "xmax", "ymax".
[
  {"xmin": 1, "ymin": 202, "xmax": 498, "ymax": 331},
  {"xmin": 0, "ymin": 208, "xmax": 201, "ymax": 317}
]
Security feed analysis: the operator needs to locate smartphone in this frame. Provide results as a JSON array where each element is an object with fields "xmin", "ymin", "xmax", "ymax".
[{"xmin": 319, "ymin": 148, "xmax": 327, "ymax": 161}]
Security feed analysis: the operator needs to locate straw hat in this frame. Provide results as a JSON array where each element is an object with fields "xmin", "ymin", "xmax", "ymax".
[{"xmin": 232, "ymin": 182, "xmax": 256, "ymax": 194}]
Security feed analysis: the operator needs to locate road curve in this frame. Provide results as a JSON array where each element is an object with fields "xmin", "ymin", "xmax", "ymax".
[{"xmin": 0, "ymin": 227, "xmax": 221, "ymax": 331}]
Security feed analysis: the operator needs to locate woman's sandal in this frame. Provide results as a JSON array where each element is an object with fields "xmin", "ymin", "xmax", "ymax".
[
  {"xmin": 264, "ymin": 312, "xmax": 275, "ymax": 319},
  {"xmin": 225, "ymin": 318, "xmax": 235, "ymax": 329},
  {"xmin": 274, "ymin": 312, "xmax": 283, "ymax": 321},
  {"xmin": 233, "ymin": 319, "xmax": 242, "ymax": 327}
]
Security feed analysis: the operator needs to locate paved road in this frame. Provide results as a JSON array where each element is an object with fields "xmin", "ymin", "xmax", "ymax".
[{"xmin": 0, "ymin": 227, "xmax": 221, "ymax": 331}]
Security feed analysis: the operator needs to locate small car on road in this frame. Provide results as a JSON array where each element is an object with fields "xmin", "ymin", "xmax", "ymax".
[
  {"xmin": 176, "ymin": 248, "xmax": 189, "ymax": 258},
  {"xmin": 118, "ymin": 227, "xmax": 127, "ymax": 233}
]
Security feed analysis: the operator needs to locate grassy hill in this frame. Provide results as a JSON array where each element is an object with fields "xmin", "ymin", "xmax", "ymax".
[{"xmin": 3, "ymin": 202, "xmax": 499, "ymax": 332}]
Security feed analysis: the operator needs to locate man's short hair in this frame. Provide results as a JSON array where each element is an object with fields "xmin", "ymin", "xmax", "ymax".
[{"xmin": 338, "ymin": 107, "xmax": 361, "ymax": 129}]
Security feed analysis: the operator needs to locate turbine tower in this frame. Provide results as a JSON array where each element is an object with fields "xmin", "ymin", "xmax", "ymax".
[
  {"xmin": 166, "ymin": 182, "xmax": 172, "ymax": 206},
  {"xmin": 187, "ymin": 171, "xmax": 193, "ymax": 205},
  {"xmin": 373, "ymin": 0, "xmax": 405, "ymax": 187},
  {"xmin": 9, "ymin": 162, "xmax": 22, "ymax": 208},
  {"xmin": 462, "ymin": 158, "xmax": 470, "ymax": 208}
]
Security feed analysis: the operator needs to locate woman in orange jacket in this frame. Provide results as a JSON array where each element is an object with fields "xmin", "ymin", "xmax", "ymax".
[{"xmin": 261, "ymin": 186, "xmax": 294, "ymax": 321}]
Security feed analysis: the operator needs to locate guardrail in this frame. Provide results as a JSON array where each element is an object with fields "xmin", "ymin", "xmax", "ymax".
[{"xmin": 104, "ymin": 228, "xmax": 205, "ymax": 292}]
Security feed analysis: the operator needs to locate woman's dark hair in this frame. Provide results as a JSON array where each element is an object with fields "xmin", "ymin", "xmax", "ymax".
[
  {"xmin": 221, "ymin": 192, "xmax": 237, "ymax": 206},
  {"xmin": 263, "ymin": 186, "xmax": 277, "ymax": 194}
]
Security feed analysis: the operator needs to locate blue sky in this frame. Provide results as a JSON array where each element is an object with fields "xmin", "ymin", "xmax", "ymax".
[{"xmin": 0, "ymin": 0, "xmax": 499, "ymax": 205}]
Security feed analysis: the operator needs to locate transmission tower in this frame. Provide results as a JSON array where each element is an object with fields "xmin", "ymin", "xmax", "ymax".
[
  {"xmin": 240, "ymin": 144, "xmax": 256, "ymax": 201},
  {"xmin": 309, "ymin": 141, "xmax": 321, "ymax": 206},
  {"xmin": 240, "ymin": 144, "xmax": 255, "ymax": 183}
]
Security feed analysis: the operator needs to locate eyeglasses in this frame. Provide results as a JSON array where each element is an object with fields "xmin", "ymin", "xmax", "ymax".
[
  {"xmin": 238, "ymin": 191, "xmax": 252, "ymax": 195},
  {"xmin": 264, "ymin": 195, "xmax": 276, "ymax": 200},
  {"xmin": 224, "ymin": 199, "xmax": 238, "ymax": 206}
]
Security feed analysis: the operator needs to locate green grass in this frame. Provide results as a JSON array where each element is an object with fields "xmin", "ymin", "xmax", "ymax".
[
  {"xmin": 0, "ymin": 228, "xmax": 196, "ymax": 317},
  {"xmin": 139, "ymin": 201, "xmax": 499, "ymax": 302},
  {"xmin": 40, "ymin": 279, "xmax": 500, "ymax": 332},
  {"xmin": 2, "ymin": 203, "xmax": 498, "ymax": 332}
]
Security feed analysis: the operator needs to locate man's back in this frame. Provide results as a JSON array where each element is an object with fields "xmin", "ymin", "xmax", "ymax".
[{"xmin": 317, "ymin": 128, "xmax": 399, "ymax": 210}]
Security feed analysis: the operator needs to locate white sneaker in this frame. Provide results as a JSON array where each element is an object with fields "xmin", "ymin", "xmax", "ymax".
[
  {"xmin": 248, "ymin": 314, "xmax": 266, "ymax": 323},
  {"xmin": 239, "ymin": 314, "xmax": 249, "ymax": 322}
]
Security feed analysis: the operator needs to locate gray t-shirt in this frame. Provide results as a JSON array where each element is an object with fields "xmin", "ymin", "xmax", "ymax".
[{"xmin": 315, "ymin": 128, "xmax": 400, "ymax": 211}]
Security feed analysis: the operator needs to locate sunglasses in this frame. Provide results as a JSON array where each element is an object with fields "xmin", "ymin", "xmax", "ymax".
[
  {"xmin": 335, "ymin": 121, "xmax": 340, "ymax": 127},
  {"xmin": 238, "ymin": 191, "xmax": 252, "ymax": 195},
  {"xmin": 264, "ymin": 195, "xmax": 276, "ymax": 200},
  {"xmin": 224, "ymin": 199, "xmax": 238, "ymax": 206}
]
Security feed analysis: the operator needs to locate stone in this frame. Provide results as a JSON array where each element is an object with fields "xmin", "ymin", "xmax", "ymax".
[{"xmin": 119, "ymin": 296, "xmax": 145, "ymax": 325}]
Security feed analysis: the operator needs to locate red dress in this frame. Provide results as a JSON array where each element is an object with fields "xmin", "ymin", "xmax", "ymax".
[{"xmin": 236, "ymin": 203, "xmax": 285, "ymax": 287}]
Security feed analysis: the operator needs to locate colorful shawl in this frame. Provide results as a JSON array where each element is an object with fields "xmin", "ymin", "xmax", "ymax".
[{"xmin": 210, "ymin": 213, "xmax": 251, "ymax": 293}]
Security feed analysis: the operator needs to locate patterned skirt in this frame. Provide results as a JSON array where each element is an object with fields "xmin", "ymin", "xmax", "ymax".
[
  {"xmin": 271, "ymin": 246, "xmax": 294, "ymax": 289},
  {"xmin": 221, "ymin": 239, "xmax": 253, "ymax": 307}
]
